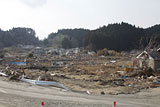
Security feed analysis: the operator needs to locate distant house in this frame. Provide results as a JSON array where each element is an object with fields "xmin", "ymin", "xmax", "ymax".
[
  {"xmin": 17, "ymin": 44, "xmax": 34, "ymax": 49},
  {"xmin": 32, "ymin": 47, "xmax": 45, "ymax": 54},
  {"xmin": 136, "ymin": 49, "xmax": 160, "ymax": 72},
  {"xmin": 48, "ymin": 48, "xmax": 59, "ymax": 55},
  {"xmin": 65, "ymin": 48, "xmax": 80, "ymax": 56}
]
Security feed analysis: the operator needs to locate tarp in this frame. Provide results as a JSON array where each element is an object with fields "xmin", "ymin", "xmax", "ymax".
[{"xmin": 8, "ymin": 61, "xmax": 26, "ymax": 66}]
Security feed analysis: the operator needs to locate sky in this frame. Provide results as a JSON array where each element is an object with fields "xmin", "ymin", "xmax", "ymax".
[{"xmin": 0, "ymin": 0, "xmax": 160, "ymax": 39}]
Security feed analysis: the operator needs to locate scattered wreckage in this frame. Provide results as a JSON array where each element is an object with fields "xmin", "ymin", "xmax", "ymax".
[{"xmin": 0, "ymin": 47, "xmax": 160, "ymax": 95}]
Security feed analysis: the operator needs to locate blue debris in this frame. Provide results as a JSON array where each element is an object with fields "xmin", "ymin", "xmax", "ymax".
[{"xmin": 8, "ymin": 61, "xmax": 26, "ymax": 66}]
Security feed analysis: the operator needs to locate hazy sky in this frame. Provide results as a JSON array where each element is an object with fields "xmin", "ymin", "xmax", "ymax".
[{"xmin": 0, "ymin": 0, "xmax": 160, "ymax": 39}]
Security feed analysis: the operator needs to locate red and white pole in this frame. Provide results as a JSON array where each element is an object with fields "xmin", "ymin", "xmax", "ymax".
[
  {"xmin": 113, "ymin": 101, "xmax": 116, "ymax": 107},
  {"xmin": 41, "ymin": 101, "xmax": 44, "ymax": 107}
]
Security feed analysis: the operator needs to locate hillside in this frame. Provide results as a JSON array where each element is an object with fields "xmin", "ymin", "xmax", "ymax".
[
  {"xmin": 45, "ymin": 28, "xmax": 89, "ymax": 48},
  {"xmin": 46, "ymin": 22, "xmax": 160, "ymax": 51},
  {"xmin": 1, "ymin": 23, "xmax": 160, "ymax": 51},
  {"xmin": 83, "ymin": 22, "xmax": 160, "ymax": 51},
  {"xmin": 0, "ymin": 27, "xmax": 40, "ymax": 48}
]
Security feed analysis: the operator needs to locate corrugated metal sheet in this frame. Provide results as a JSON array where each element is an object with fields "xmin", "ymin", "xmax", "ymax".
[{"xmin": 21, "ymin": 77, "xmax": 69, "ymax": 91}]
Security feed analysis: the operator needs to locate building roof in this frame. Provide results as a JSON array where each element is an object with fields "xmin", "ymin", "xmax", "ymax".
[
  {"xmin": 136, "ymin": 51, "xmax": 148, "ymax": 58},
  {"xmin": 136, "ymin": 50, "xmax": 160, "ymax": 60}
]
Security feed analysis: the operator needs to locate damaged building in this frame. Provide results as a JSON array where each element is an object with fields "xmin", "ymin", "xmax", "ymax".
[{"xmin": 136, "ymin": 49, "xmax": 160, "ymax": 72}]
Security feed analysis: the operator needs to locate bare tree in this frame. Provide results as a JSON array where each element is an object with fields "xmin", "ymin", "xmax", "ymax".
[{"xmin": 144, "ymin": 35, "xmax": 159, "ymax": 51}]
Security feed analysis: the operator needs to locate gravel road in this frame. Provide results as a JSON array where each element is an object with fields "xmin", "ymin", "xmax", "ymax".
[{"xmin": 0, "ymin": 79, "xmax": 159, "ymax": 107}]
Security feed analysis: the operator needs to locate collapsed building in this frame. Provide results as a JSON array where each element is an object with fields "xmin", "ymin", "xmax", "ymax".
[{"xmin": 136, "ymin": 49, "xmax": 160, "ymax": 72}]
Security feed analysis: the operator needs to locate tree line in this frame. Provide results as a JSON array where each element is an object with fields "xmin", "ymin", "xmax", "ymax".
[
  {"xmin": 1, "ymin": 22, "xmax": 160, "ymax": 51},
  {"xmin": 46, "ymin": 22, "xmax": 160, "ymax": 51},
  {"xmin": 83, "ymin": 22, "xmax": 160, "ymax": 51},
  {"xmin": 0, "ymin": 27, "xmax": 39, "ymax": 48}
]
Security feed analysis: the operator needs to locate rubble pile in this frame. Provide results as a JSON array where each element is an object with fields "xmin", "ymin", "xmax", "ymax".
[{"xmin": 0, "ymin": 47, "xmax": 160, "ymax": 95}]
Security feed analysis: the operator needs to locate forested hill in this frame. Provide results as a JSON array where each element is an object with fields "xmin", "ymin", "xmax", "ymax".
[
  {"xmin": 45, "ymin": 22, "xmax": 160, "ymax": 51},
  {"xmin": 44, "ymin": 28, "xmax": 89, "ymax": 48},
  {"xmin": 1, "ymin": 23, "xmax": 160, "ymax": 51},
  {"xmin": 83, "ymin": 22, "xmax": 160, "ymax": 51},
  {"xmin": 0, "ymin": 27, "xmax": 40, "ymax": 48}
]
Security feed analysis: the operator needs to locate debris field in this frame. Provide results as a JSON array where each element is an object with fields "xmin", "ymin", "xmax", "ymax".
[{"xmin": 0, "ymin": 47, "xmax": 160, "ymax": 95}]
